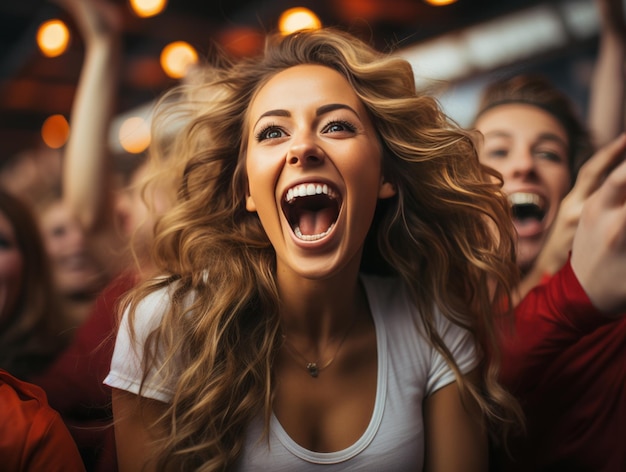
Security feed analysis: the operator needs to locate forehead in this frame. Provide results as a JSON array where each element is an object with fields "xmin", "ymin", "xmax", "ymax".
[
  {"xmin": 249, "ymin": 64, "xmax": 364, "ymax": 119},
  {"xmin": 41, "ymin": 200, "xmax": 70, "ymax": 222},
  {"xmin": 475, "ymin": 103, "xmax": 568, "ymax": 143}
]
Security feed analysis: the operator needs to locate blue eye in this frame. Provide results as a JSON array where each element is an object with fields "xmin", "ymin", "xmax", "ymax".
[
  {"xmin": 255, "ymin": 125, "xmax": 285, "ymax": 141},
  {"xmin": 486, "ymin": 148, "xmax": 508, "ymax": 159},
  {"xmin": 323, "ymin": 120, "xmax": 356, "ymax": 134},
  {"xmin": 536, "ymin": 150, "xmax": 565, "ymax": 163}
]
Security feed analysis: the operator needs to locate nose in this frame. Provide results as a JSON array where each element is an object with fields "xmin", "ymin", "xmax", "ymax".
[
  {"xmin": 508, "ymin": 146, "xmax": 536, "ymax": 179},
  {"xmin": 66, "ymin": 222, "xmax": 87, "ymax": 248},
  {"xmin": 286, "ymin": 133, "xmax": 325, "ymax": 167}
]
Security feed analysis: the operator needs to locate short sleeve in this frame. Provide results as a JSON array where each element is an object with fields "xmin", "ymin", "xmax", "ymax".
[
  {"xmin": 425, "ymin": 313, "xmax": 478, "ymax": 396},
  {"xmin": 103, "ymin": 286, "xmax": 177, "ymax": 403}
]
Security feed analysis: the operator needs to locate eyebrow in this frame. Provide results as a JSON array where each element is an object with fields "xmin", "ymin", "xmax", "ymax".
[
  {"xmin": 317, "ymin": 103, "xmax": 359, "ymax": 117},
  {"xmin": 536, "ymin": 132, "xmax": 568, "ymax": 148},
  {"xmin": 483, "ymin": 130, "xmax": 568, "ymax": 148},
  {"xmin": 482, "ymin": 130, "xmax": 511, "ymax": 139},
  {"xmin": 253, "ymin": 103, "xmax": 359, "ymax": 128}
]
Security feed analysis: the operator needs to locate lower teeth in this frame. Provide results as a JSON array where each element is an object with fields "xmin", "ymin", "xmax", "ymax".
[{"xmin": 294, "ymin": 224, "xmax": 334, "ymax": 241}]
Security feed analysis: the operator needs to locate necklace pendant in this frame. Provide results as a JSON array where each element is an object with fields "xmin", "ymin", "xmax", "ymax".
[{"xmin": 306, "ymin": 362, "xmax": 319, "ymax": 378}]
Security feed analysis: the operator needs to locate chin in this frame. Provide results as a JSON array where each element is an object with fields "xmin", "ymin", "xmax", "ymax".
[{"xmin": 517, "ymin": 252, "xmax": 540, "ymax": 277}]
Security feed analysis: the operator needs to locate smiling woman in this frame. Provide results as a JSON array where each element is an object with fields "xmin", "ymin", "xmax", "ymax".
[
  {"xmin": 0, "ymin": 189, "xmax": 65, "ymax": 380},
  {"xmin": 473, "ymin": 57, "xmax": 626, "ymax": 472},
  {"xmin": 474, "ymin": 92, "xmax": 578, "ymax": 274},
  {"xmin": 244, "ymin": 64, "xmax": 395, "ymax": 280},
  {"xmin": 104, "ymin": 27, "xmax": 524, "ymax": 471}
]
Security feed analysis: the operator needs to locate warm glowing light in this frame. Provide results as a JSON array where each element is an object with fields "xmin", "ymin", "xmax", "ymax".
[
  {"xmin": 119, "ymin": 117, "xmax": 151, "ymax": 154},
  {"xmin": 424, "ymin": 0, "xmax": 458, "ymax": 5},
  {"xmin": 37, "ymin": 20, "xmax": 70, "ymax": 57},
  {"xmin": 218, "ymin": 27, "xmax": 264, "ymax": 57},
  {"xmin": 278, "ymin": 7, "xmax": 322, "ymax": 35},
  {"xmin": 129, "ymin": 0, "xmax": 167, "ymax": 18},
  {"xmin": 41, "ymin": 114, "xmax": 70, "ymax": 148},
  {"xmin": 160, "ymin": 41, "xmax": 198, "ymax": 79}
]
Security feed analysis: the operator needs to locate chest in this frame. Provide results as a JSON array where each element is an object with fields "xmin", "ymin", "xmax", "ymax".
[
  {"xmin": 273, "ymin": 328, "xmax": 378, "ymax": 452},
  {"xmin": 234, "ymin": 312, "xmax": 428, "ymax": 471}
]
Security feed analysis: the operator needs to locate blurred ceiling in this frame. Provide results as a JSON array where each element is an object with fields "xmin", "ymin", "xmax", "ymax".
[{"xmin": 0, "ymin": 0, "xmax": 601, "ymax": 165}]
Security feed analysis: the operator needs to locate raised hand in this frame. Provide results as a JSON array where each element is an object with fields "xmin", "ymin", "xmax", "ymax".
[
  {"xmin": 53, "ymin": 0, "xmax": 123, "ymax": 45},
  {"xmin": 540, "ymin": 135, "xmax": 626, "ymax": 270},
  {"xmin": 596, "ymin": 0, "xmax": 626, "ymax": 39},
  {"xmin": 571, "ymin": 133, "xmax": 626, "ymax": 315}
]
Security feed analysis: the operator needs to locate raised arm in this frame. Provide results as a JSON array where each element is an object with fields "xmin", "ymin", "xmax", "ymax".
[
  {"xmin": 587, "ymin": 0, "xmax": 626, "ymax": 148},
  {"xmin": 58, "ymin": 0, "xmax": 122, "ymax": 231}
]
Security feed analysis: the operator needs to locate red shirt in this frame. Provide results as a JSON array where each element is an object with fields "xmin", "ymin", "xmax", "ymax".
[
  {"xmin": 32, "ymin": 271, "xmax": 136, "ymax": 472},
  {"xmin": 494, "ymin": 260, "xmax": 626, "ymax": 471},
  {"xmin": 0, "ymin": 369, "xmax": 86, "ymax": 471}
]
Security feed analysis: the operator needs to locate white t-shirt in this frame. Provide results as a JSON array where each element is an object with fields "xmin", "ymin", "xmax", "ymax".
[{"xmin": 104, "ymin": 274, "xmax": 478, "ymax": 471}]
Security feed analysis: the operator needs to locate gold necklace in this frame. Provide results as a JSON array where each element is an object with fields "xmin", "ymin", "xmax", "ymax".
[{"xmin": 282, "ymin": 313, "xmax": 358, "ymax": 378}]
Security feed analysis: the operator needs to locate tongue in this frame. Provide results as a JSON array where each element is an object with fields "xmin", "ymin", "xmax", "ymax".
[
  {"xmin": 513, "ymin": 217, "xmax": 543, "ymax": 238},
  {"xmin": 298, "ymin": 207, "xmax": 335, "ymax": 235}
]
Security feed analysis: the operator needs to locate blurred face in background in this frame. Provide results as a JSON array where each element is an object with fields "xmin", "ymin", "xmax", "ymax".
[
  {"xmin": 115, "ymin": 164, "xmax": 151, "ymax": 244},
  {"xmin": 475, "ymin": 103, "xmax": 571, "ymax": 274},
  {"xmin": 0, "ymin": 209, "xmax": 23, "ymax": 326},
  {"xmin": 114, "ymin": 162, "xmax": 170, "ymax": 271},
  {"xmin": 39, "ymin": 200, "xmax": 106, "ymax": 298}
]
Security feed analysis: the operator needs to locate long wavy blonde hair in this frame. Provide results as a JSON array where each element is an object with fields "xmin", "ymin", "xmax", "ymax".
[{"xmin": 124, "ymin": 27, "xmax": 523, "ymax": 471}]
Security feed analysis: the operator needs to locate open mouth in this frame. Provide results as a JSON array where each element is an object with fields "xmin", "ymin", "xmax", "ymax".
[
  {"xmin": 282, "ymin": 182, "xmax": 341, "ymax": 241},
  {"xmin": 509, "ymin": 192, "xmax": 546, "ymax": 222}
]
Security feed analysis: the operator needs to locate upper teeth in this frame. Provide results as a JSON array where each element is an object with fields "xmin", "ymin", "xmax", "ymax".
[
  {"xmin": 508, "ymin": 193, "xmax": 542, "ymax": 207},
  {"xmin": 285, "ymin": 183, "xmax": 336, "ymax": 203}
]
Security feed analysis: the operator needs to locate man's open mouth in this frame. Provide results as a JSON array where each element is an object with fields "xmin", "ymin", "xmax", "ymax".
[
  {"xmin": 509, "ymin": 192, "xmax": 546, "ymax": 222},
  {"xmin": 282, "ymin": 182, "xmax": 341, "ymax": 241}
]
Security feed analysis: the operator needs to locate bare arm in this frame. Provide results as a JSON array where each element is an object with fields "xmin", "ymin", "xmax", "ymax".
[
  {"xmin": 423, "ymin": 370, "xmax": 487, "ymax": 472},
  {"xmin": 587, "ymin": 0, "xmax": 626, "ymax": 148},
  {"xmin": 112, "ymin": 388, "xmax": 168, "ymax": 472},
  {"xmin": 57, "ymin": 0, "xmax": 122, "ymax": 231}
]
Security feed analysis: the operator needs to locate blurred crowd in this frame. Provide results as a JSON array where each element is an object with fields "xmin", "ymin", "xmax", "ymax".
[{"xmin": 0, "ymin": 0, "xmax": 624, "ymax": 471}]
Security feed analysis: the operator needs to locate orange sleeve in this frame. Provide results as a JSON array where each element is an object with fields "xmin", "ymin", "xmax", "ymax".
[{"xmin": 0, "ymin": 370, "xmax": 86, "ymax": 471}]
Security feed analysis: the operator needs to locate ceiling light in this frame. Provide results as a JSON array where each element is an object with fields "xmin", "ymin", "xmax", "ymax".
[
  {"xmin": 424, "ymin": 0, "xmax": 458, "ymax": 5},
  {"xmin": 129, "ymin": 0, "xmax": 167, "ymax": 18},
  {"xmin": 160, "ymin": 41, "xmax": 198, "ymax": 79},
  {"xmin": 279, "ymin": 7, "xmax": 322, "ymax": 35},
  {"xmin": 41, "ymin": 114, "xmax": 69, "ymax": 149},
  {"xmin": 118, "ymin": 116, "xmax": 151, "ymax": 154},
  {"xmin": 37, "ymin": 20, "xmax": 70, "ymax": 57}
]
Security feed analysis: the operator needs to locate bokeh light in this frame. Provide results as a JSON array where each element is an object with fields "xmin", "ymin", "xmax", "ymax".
[
  {"xmin": 36, "ymin": 20, "xmax": 70, "ymax": 57},
  {"xmin": 129, "ymin": 0, "xmax": 167, "ymax": 18},
  {"xmin": 424, "ymin": 0, "xmax": 458, "ymax": 6},
  {"xmin": 278, "ymin": 7, "xmax": 322, "ymax": 35},
  {"xmin": 41, "ymin": 114, "xmax": 70, "ymax": 148},
  {"xmin": 118, "ymin": 116, "xmax": 151, "ymax": 154},
  {"xmin": 160, "ymin": 41, "xmax": 198, "ymax": 79}
]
